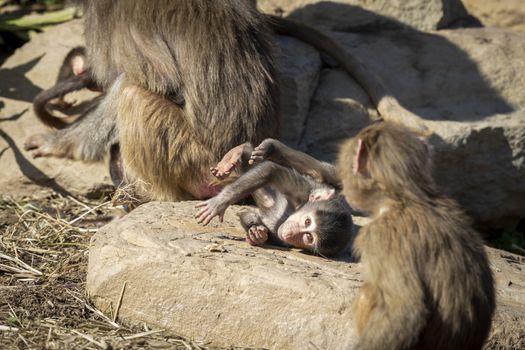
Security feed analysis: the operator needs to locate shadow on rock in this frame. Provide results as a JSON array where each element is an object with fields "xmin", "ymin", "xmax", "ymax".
[
  {"xmin": 288, "ymin": 2, "xmax": 513, "ymax": 122},
  {"xmin": 0, "ymin": 56, "xmax": 44, "ymax": 103},
  {"xmin": 430, "ymin": 127, "xmax": 524, "ymax": 227},
  {"xmin": 0, "ymin": 108, "xmax": 28, "ymax": 122},
  {"xmin": 0, "ymin": 128, "xmax": 76, "ymax": 199}
]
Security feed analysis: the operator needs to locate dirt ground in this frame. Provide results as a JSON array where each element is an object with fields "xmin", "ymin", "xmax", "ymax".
[{"xmin": 0, "ymin": 189, "xmax": 241, "ymax": 350}]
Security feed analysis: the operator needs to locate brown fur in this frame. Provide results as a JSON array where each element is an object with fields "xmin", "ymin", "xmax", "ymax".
[{"xmin": 337, "ymin": 122, "xmax": 495, "ymax": 350}]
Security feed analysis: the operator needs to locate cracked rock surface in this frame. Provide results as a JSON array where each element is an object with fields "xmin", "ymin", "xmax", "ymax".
[{"xmin": 87, "ymin": 202, "xmax": 525, "ymax": 349}]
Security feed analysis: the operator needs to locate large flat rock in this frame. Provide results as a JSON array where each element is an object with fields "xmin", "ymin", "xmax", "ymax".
[
  {"xmin": 87, "ymin": 201, "xmax": 525, "ymax": 349},
  {"xmin": 257, "ymin": 0, "xmax": 473, "ymax": 31}
]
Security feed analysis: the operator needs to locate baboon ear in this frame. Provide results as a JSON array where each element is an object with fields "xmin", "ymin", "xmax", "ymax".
[{"xmin": 353, "ymin": 138, "xmax": 369, "ymax": 175}]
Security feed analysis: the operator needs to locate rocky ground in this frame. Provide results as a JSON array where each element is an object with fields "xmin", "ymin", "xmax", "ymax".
[{"xmin": 1, "ymin": 0, "xmax": 525, "ymax": 349}]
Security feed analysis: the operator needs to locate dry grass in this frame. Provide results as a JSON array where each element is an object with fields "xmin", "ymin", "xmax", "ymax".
[{"xmin": 0, "ymin": 189, "xmax": 225, "ymax": 350}]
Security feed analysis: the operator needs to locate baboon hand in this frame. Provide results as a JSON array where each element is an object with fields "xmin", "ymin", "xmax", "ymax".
[
  {"xmin": 246, "ymin": 225, "xmax": 269, "ymax": 246},
  {"xmin": 195, "ymin": 197, "xmax": 228, "ymax": 225},
  {"xmin": 249, "ymin": 138, "xmax": 276, "ymax": 164},
  {"xmin": 24, "ymin": 133, "xmax": 56, "ymax": 158}
]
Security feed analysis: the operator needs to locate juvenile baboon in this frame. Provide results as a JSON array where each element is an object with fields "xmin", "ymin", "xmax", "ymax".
[
  {"xmin": 32, "ymin": 46, "xmax": 100, "ymax": 129},
  {"xmin": 25, "ymin": 1, "xmax": 426, "ymax": 202},
  {"xmin": 196, "ymin": 139, "xmax": 353, "ymax": 256},
  {"xmin": 337, "ymin": 122, "xmax": 495, "ymax": 350}
]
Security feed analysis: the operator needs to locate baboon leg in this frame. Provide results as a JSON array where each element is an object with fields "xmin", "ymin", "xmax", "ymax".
[{"xmin": 118, "ymin": 86, "xmax": 220, "ymax": 201}]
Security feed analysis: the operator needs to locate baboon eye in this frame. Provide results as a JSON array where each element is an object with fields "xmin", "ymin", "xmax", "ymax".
[{"xmin": 305, "ymin": 217, "xmax": 311, "ymax": 227}]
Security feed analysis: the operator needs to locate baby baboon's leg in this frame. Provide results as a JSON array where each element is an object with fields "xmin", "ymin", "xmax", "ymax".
[
  {"xmin": 117, "ymin": 85, "xmax": 218, "ymax": 201},
  {"xmin": 211, "ymin": 143, "xmax": 253, "ymax": 180}
]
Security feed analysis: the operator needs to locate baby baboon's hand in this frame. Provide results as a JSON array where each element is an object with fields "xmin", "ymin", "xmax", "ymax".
[
  {"xmin": 195, "ymin": 197, "xmax": 229, "ymax": 225},
  {"xmin": 246, "ymin": 225, "xmax": 269, "ymax": 246},
  {"xmin": 249, "ymin": 138, "xmax": 276, "ymax": 164}
]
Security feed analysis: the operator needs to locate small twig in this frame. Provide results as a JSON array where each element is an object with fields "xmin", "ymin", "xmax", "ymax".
[
  {"xmin": 68, "ymin": 201, "xmax": 110, "ymax": 225},
  {"xmin": 0, "ymin": 252, "xmax": 43, "ymax": 276},
  {"xmin": 66, "ymin": 291, "xmax": 119, "ymax": 329},
  {"xmin": 71, "ymin": 330, "xmax": 109, "ymax": 349},
  {"xmin": 7, "ymin": 303, "xmax": 23, "ymax": 329},
  {"xmin": 122, "ymin": 329, "xmax": 163, "ymax": 340},
  {"xmin": 75, "ymin": 228, "xmax": 99, "ymax": 233},
  {"xmin": 511, "ymin": 244, "xmax": 525, "ymax": 255},
  {"xmin": 173, "ymin": 339, "xmax": 193, "ymax": 350},
  {"xmin": 113, "ymin": 281, "xmax": 127, "ymax": 322},
  {"xmin": 67, "ymin": 195, "xmax": 92, "ymax": 211},
  {"xmin": 0, "ymin": 325, "xmax": 19, "ymax": 332}
]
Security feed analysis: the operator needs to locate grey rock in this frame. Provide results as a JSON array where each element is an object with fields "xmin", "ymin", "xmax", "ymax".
[
  {"xmin": 275, "ymin": 36, "xmax": 321, "ymax": 147},
  {"xmin": 300, "ymin": 68, "xmax": 378, "ymax": 162},
  {"xmin": 86, "ymin": 201, "xmax": 525, "ymax": 349},
  {"xmin": 257, "ymin": 0, "xmax": 472, "ymax": 31},
  {"xmin": 300, "ymin": 28, "xmax": 525, "ymax": 227}
]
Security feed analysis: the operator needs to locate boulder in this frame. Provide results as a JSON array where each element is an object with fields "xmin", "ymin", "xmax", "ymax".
[
  {"xmin": 294, "ymin": 28, "xmax": 525, "ymax": 227},
  {"xmin": 86, "ymin": 201, "xmax": 525, "ymax": 349},
  {"xmin": 257, "ymin": 0, "xmax": 474, "ymax": 31},
  {"xmin": 275, "ymin": 36, "xmax": 321, "ymax": 147},
  {"xmin": 463, "ymin": 0, "xmax": 525, "ymax": 32}
]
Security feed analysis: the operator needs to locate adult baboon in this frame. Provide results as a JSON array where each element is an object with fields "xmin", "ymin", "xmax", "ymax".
[{"xmin": 26, "ymin": 1, "xmax": 425, "ymax": 201}]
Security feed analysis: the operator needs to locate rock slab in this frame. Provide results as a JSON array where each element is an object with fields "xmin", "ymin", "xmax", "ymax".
[
  {"xmin": 87, "ymin": 202, "xmax": 525, "ymax": 349},
  {"xmin": 257, "ymin": 0, "xmax": 472, "ymax": 31}
]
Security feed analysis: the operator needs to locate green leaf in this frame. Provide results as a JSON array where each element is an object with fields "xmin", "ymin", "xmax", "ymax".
[{"xmin": 0, "ymin": 7, "xmax": 75, "ymax": 32}]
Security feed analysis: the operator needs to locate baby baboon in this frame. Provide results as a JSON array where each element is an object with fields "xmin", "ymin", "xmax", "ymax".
[
  {"xmin": 32, "ymin": 46, "xmax": 100, "ymax": 129},
  {"xmin": 196, "ymin": 139, "xmax": 353, "ymax": 256},
  {"xmin": 337, "ymin": 122, "xmax": 495, "ymax": 350}
]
